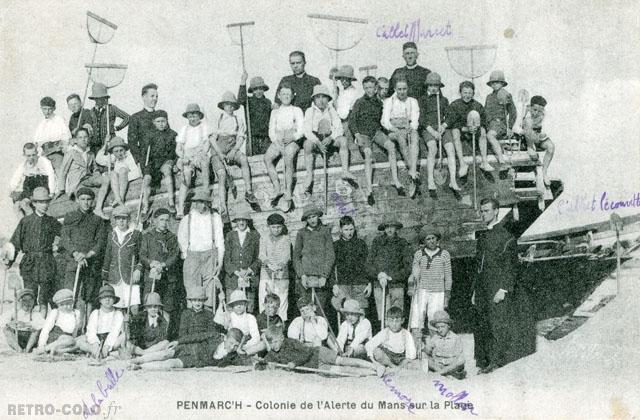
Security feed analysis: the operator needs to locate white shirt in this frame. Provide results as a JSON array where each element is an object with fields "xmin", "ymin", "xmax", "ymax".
[
  {"xmin": 303, "ymin": 103, "xmax": 343, "ymax": 140},
  {"xmin": 176, "ymin": 122, "xmax": 213, "ymax": 152},
  {"xmin": 10, "ymin": 156, "xmax": 57, "ymax": 193},
  {"xmin": 334, "ymin": 85, "xmax": 359, "ymax": 120},
  {"xmin": 268, "ymin": 105, "xmax": 305, "ymax": 142},
  {"xmin": 177, "ymin": 210, "xmax": 225, "ymax": 255},
  {"xmin": 13, "ymin": 308, "xmax": 46, "ymax": 330},
  {"xmin": 38, "ymin": 309, "xmax": 81, "ymax": 348},
  {"xmin": 33, "ymin": 114, "xmax": 71, "ymax": 144},
  {"xmin": 287, "ymin": 316, "xmax": 329, "ymax": 344},
  {"xmin": 336, "ymin": 318, "xmax": 372, "ymax": 352},
  {"xmin": 225, "ymin": 312, "xmax": 260, "ymax": 347},
  {"xmin": 381, "ymin": 93, "xmax": 420, "ymax": 131},
  {"xmin": 85, "ymin": 308, "xmax": 124, "ymax": 348},
  {"xmin": 365, "ymin": 328, "xmax": 416, "ymax": 360},
  {"xmin": 236, "ymin": 228, "xmax": 249, "ymax": 247},
  {"xmin": 212, "ymin": 109, "xmax": 247, "ymax": 138},
  {"xmin": 114, "ymin": 226, "xmax": 134, "ymax": 244}
]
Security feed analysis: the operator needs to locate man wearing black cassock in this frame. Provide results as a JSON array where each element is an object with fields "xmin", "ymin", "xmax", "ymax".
[{"xmin": 473, "ymin": 197, "xmax": 525, "ymax": 373}]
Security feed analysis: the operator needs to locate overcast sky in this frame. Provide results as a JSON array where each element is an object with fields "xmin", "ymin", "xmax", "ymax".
[{"xmin": 0, "ymin": 0, "xmax": 638, "ymax": 237}]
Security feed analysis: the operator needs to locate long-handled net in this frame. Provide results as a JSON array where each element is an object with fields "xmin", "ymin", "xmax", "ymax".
[
  {"xmin": 85, "ymin": 63, "xmax": 127, "ymax": 89},
  {"xmin": 445, "ymin": 44, "xmax": 497, "ymax": 84},
  {"xmin": 358, "ymin": 65, "xmax": 378, "ymax": 77},
  {"xmin": 307, "ymin": 14, "xmax": 368, "ymax": 69},
  {"xmin": 226, "ymin": 21, "xmax": 255, "ymax": 155}
]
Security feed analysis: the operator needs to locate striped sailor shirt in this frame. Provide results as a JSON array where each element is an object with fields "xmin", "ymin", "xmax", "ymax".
[{"xmin": 411, "ymin": 247, "xmax": 452, "ymax": 292}]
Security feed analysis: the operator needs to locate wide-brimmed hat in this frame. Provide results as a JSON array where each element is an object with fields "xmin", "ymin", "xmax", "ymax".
[
  {"xmin": 182, "ymin": 103, "xmax": 204, "ymax": 119},
  {"xmin": 378, "ymin": 219, "xmax": 403, "ymax": 231},
  {"xmin": 217, "ymin": 91, "xmax": 240, "ymax": 110},
  {"xmin": 420, "ymin": 226, "xmax": 442, "ymax": 242},
  {"xmin": 52, "ymin": 289, "xmax": 74, "ymax": 305},
  {"xmin": 112, "ymin": 206, "xmax": 131, "ymax": 219},
  {"xmin": 17, "ymin": 288, "xmax": 35, "ymax": 301},
  {"xmin": 189, "ymin": 189, "xmax": 211, "ymax": 202},
  {"xmin": 429, "ymin": 310, "xmax": 452, "ymax": 327},
  {"xmin": 31, "ymin": 187, "xmax": 51, "ymax": 202},
  {"xmin": 98, "ymin": 285, "xmax": 120, "ymax": 304},
  {"xmin": 335, "ymin": 65, "xmax": 357, "ymax": 81},
  {"xmin": 266, "ymin": 213, "xmax": 285, "ymax": 226},
  {"xmin": 301, "ymin": 206, "xmax": 323, "ymax": 222},
  {"xmin": 187, "ymin": 286, "xmax": 207, "ymax": 300},
  {"xmin": 311, "ymin": 85, "xmax": 332, "ymax": 101},
  {"xmin": 487, "ymin": 70, "xmax": 508, "ymax": 87},
  {"xmin": 232, "ymin": 212, "xmax": 252, "ymax": 223},
  {"xmin": 339, "ymin": 299, "xmax": 365, "ymax": 315},
  {"xmin": 108, "ymin": 136, "xmax": 128, "ymax": 152},
  {"xmin": 143, "ymin": 292, "xmax": 163, "ymax": 307},
  {"xmin": 248, "ymin": 76, "xmax": 269, "ymax": 93},
  {"xmin": 426, "ymin": 72, "xmax": 445, "ymax": 88},
  {"xmin": 89, "ymin": 83, "xmax": 110, "ymax": 100},
  {"xmin": 228, "ymin": 290, "xmax": 248, "ymax": 306}
]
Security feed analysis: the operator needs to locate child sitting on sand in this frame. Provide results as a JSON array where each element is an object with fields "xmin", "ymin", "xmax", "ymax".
[
  {"xmin": 129, "ymin": 293, "xmax": 169, "ymax": 356},
  {"xmin": 75, "ymin": 285, "xmax": 125, "ymax": 359},
  {"xmin": 422, "ymin": 310, "xmax": 466, "ymax": 379},
  {"xmin": 214, "ymin": 290, "xmax": 260, "ymax": 348},
  {"xmin": 256, "ymin": 293, "xmax": 284, "ymax": 332},
  {"xmin": 3, "ymin": 288, "xmax": 45, "ymax": 353},
  {"xmin": 336, "ymin": 299, "xmax": 372, "ymax": 359},
  {"xmin": 287, "ymin": 297, "xmax": 329, "ymax": 347},
  {"xmin": 365, "ymin": 306, "xmax": 416, "ymax": 372},
  {"xmin": 35, "ymin": 289, "xmax": 81, "ymax": 355}
]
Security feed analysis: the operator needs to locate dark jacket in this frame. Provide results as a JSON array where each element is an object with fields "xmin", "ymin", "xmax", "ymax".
[
  {"xmin": 445, "ymin": 98, "xmax": 487, "ymax": 131},
  {"xmin": 474, "ymin": 221, "xmax": 517, "ymax": 308},
  {"xmin": 334, "ymin": 236, "xmax": 369, "ymax": 285},
  {"xmin": 140, "ymin": 128, "xmax": 178, "ymax": 179},
  {"xmin": 223, "ymin": 229, "xmax": 261, "ymax": 290},
  {"xmin": 367, "ymin": 233, "xmax": 413, "ymax": 288},
  {"xmin": 389, "ymin": 65, "xmax": 431, "ymax": 99},
  {"xmin": 238, "ymin": 85, "xmax": 272, "ymax": 137},
  {"xmin": 9, "ymin": 213, "xmax": 61, "ymax": 284},
  {"xmin": 349, "ymin": 94, "xmax": 384, "ymax": 138},
  {"xmin": 60, "ymin": 208, "xmax": 107, "ymax": 274},
  {"xmin": 263, "ymin": 337, "xmax": 320, "ymax": 369},
  {"xmin": 256, "ymin": 312, "xmax": 284, "ymax": 332},
  {"xmin": 275, "ymin": 73, "xmax": 321, "ymax": 110},
  {"xmin": 88, "ymin": 104, "xmax": 129, "ymax": 156},
  {"xmin": 128, "ymin": 109, "xmax": 157, "ymax": 164},
  {"xmin": 130, "ymin": 311, "xmax": 169, "ymax": 349},
  {"xmin": 178, "ymin": 308, "xmax": 218, "ymax": 341},
  {"xmin": 293, "ymin": 224, "xmax": 335, "ymax": 280},
  {"xmin": 139, "ymin": 228, "xmax": 181, "ymax": 283},
  {"xmin": 485, "ymin": 91, "xmax": 517, "ymax": 127},
  {"xmin": 101, "ymin": 229, "xmax": 143, "ymax": 285},
  {"xmin": 418, "ymin": 93, "xmax": 449, "ymax": 130}
]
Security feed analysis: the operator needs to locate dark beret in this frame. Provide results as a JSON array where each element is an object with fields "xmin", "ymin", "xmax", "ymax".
[
  {"xmin": 76, "ymin": 187, "xmax": 95, "ymax": 199},
  {"xmin": 531, "ymin": 95, "xmax": 547, "ymax": 107},
  {"xmin": 40, "ymin": 96, "xmax": 56, "ymax": 107},
  {"xmin": 153, "ymin": 110, "xmax": 168, "ymax": 120},
  {"xmin": 153, "ymin": 207, "xmax": 171, "ymax": 218}
]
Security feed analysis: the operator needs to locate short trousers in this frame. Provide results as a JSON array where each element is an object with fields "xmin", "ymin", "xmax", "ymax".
[
  {"xmin": 422, "ymin": 128, "xmax": 453, "ymax": 145},
  {"xmin": 354, "ymin": 131, "xmax": 388, "ymax": 151},
  {"xmin": 487, "ymin": 119, "xmax": 508, "ymax": 139},
  {"xmin": 78, "ymin": 172, "xmax": 104, "ymax": 189},
  {"xmin": 211, "ymin": 135, "xmax": 244, "ymax": 172},
  {"xmin": 318, "ymin": 346, "xmax": 338, "ymax": 365},
  {"xmin": 380, "ymin": 346, "xmax": 406, "ymax": 366},
  {"xmin": 46, "ymin": 325, "xmax": 69, "ymax": 344},
  {"xmin": 250, "ymin": 136, "xmax": 271, "ymax": 156},
  {"xmin": 144, "ymin": 160, "xmax": 174, "ymax": 185}
]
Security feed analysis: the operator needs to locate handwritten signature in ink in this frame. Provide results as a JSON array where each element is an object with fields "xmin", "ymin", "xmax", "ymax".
[
  {"xmin": 381, "ymin": 373, "xmax": 416, "ymax": 414},
  {"xmin": 376, "ymin": 19, "xmax": 452, "ymax": 43},
  {"xmin": 331, "ymin": 192, "xmax": 356, "ymax": 217},
  {"xmin": 81, "ymin": 367, "xmax": 125, "ymax": 418},
  {"xmin": 432, "ymin": 379, "xmax": 478, "ymax": 416}
]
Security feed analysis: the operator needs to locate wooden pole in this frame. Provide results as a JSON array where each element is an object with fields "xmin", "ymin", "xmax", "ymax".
[
  {"xmin": 268, "ymin": 362, "xmax": 368, "ymax": 377},
  {"xmin": 239, "ymin": 26, "xmax": 253, "ymax": 157},
  {"xmin": 0, "ymin": 267, "xmax": 6, "ymax": 315}
]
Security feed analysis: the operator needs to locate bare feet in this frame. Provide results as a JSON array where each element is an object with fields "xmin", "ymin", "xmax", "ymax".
[{"xmin": 458, "ymin": 163, "xmax": 469, "ymax": 177}]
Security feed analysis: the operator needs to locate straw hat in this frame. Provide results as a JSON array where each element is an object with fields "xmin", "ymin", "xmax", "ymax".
[
  {"xmin": 112, "ymin": 206, "xmax": 131, "ymax": 218},
  {"xmin": 301, "ymin": 206, "xmax": 323, "ymax": 222},
  {"xmin": 217, "ymin": 91, "xmax": 240, "ymax": 110},
  {"xmin": 487, "ymin": 70, "xmax": 508, "ymax": 87},
  {"xmin": 311, "ymin": 85, "xmax": 332, "ymax": 100},
  {"xmin": 426, "ymin": 72, "xmax": 445, "ymax": 88},
  {"xmin": 378, "ymin": 219, "xmax": 403, "ymax": 231},
  {"xmin": 339, "ymin": 299, "xmax": 365, "ymax": 315},
  {"xmin": 52, "ymin": 289, "xmax": 74, "ymax": 305},
  {"xmin": 189, "ymin": 189, "xmax": 211, "ymax": 202},
  {"xmin": 31, "ymin": 187, "xmax": 51, "ymax": 202},
  {"xmin": 232, "ymin": 212, "xmax": 252, "ymax": 223},
  {"xmin": 89, "ymin": 83, "xmax": 110, "ymax": 100},
  {"xmin": 248, "ymin": 76, "xmax": 269, "ymax": 93},
  {"xmin": 107, "ymin": 136, "xmax": 128, "ymax": 152},
  {"xmin": 182, "ymin": 103, "xmax": 204, "ymax": 119},
  {"xmin": 97, "ymin": 285, "xmax": 120, "ymax": 304},
  {"xmin": 335, "ymin": 65, "xmax": 357, "ymax": 81},
  {"xmin": 429, "ymin": 310, "xmax": 452, "ymax": 327},
  {"xmin": 228, "ymin": 290, "xmax": 248, "ymax": 306},
  {"xmin": 17, "ymin": 288, "xmax": 35, "ymax": 301},
  {"xmin": 143, "ymin": 292, "xmax": 163, "ymax": 307},
  {"xmin": 187, "ymin": 286, "xmax": 207, "ymax": 300}
]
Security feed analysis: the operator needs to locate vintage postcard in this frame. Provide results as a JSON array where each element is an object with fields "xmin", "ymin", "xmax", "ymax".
[{"xmin": 0, "ymin": 0, "xmax": 638, "ymax": 418}]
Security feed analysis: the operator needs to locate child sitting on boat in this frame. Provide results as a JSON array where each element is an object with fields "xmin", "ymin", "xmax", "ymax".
[
  {"xmin": 523, "ymin": 95, "xmax": 554, "ymax": 186},
  {"xmin": 483, "ymin": 70, "xmax": 515, "ymax": 171},
  {"xmin": 238, "ymin": 71, "xmax": 272, "ymax": 156}
]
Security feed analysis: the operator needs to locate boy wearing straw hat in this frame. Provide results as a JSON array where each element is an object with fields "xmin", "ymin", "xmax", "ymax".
[
  {"xmin": 140, "ymin": 208, "xmax": 181, "ymax": 338},
  {"xmin": 178, "ymin": 286, "xmax": 219, "ymax": 339},
  {"xmin": 87, "ymin": 83, "xmax": 130, "ymax": 157},
  {"xmin": 238, "ymin": 71, "xmax": 273, "ymax": 155},
  {"xmin": 75, "ymin": 285, "xmax": 125, "ymax": 358},
  {"xmin": 4, "ymin": 187, "xmax": 61, "ymax": 313},
  {"xmin": 59, "ymin": 187, "xmax": 107, "ymax": 317},
  {"xmin": 177, "ymin": 191, "xmax": 225, "ymax": 310},
  {"xmin": 216, "ymin": 290, "xmax": 260, "ymax": 348},
  {"xmin": 102, "ymin": 206, "xmax": 143, "ymax": 315},
  {"xmin": 175, "ymin": 103, "xmax": 213, "ymax": 219},
  {"xmin": 422, "ymin": 310, "xmax": 466, "ymax": 379},
  {"xmin": 302, "ymin": 85, "xmax": 358, "ymax": 194},
  {"xmin": 33, "ymin": 96, "xmax": 72, "ymax": 172},
  {"xmin": 210, "ymin": 92, "xmax": 260, "ymax": 214},
  {"xmin": 3, "ymin": 288, "xmax": 45, "ymax": 352},
  {"xmin": 336, "ymin": 299, "xmax": 372, "ymax": 359},
  {"xmin": 293, "ymin": 206, "xmax": 335, "ymax": 312},
  {"xmin": 367, "ymin": 219, "xmax": 412, "ymax": 323},
  {"xmin": 130, "ymin": 292, "xmax": 170, "ymax": 355},
  {"xmin": 258, "ymin": 213, "xmax": 291, "ymax": 321},
  {"xmin": 223, "ymin": 213, "xmax": 261, "ymax": 313},
  {"xmin": 483, "ymin": 70, "xmax": 514, "ymax": 171},
  {"xmin": 418, "ymin": 72, "xmax": 461, "ymax": 195},
  {"xmin": 333, "ymin": 65, "xmax": 359, "ymax": 138},
  {"xmin": 9, "ymin": 142, "xmax": 57, "ymax": 216},
  {"xmin": 35, "ymin": 288, "xmax": 81, "ymax": 355}
]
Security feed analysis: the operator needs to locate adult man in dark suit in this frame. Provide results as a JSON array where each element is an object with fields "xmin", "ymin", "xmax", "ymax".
[
  {"xmin": 275, "ymin": 51, "xmax": 321, "ymax": 111},
  {"xmin": 128, "ymin": 83, "xmax": 159, "ymax": 164},
  {"xmin": 223, "ymin": 214, "xmax": 261, "ymax": 313},
  {"xmin": 388, "ymin": 42, "xmax": 431, "ymax": 99}
]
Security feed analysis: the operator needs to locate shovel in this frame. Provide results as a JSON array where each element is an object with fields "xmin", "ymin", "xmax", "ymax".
[{"xmin": 433, "ymin": 92, "xmax": 449, "ymax": 186}]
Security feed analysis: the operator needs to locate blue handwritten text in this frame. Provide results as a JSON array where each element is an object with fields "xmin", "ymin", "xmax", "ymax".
[{"xmin": 376, "ymin": 19, "xmax": 452, "ymax": 43}]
